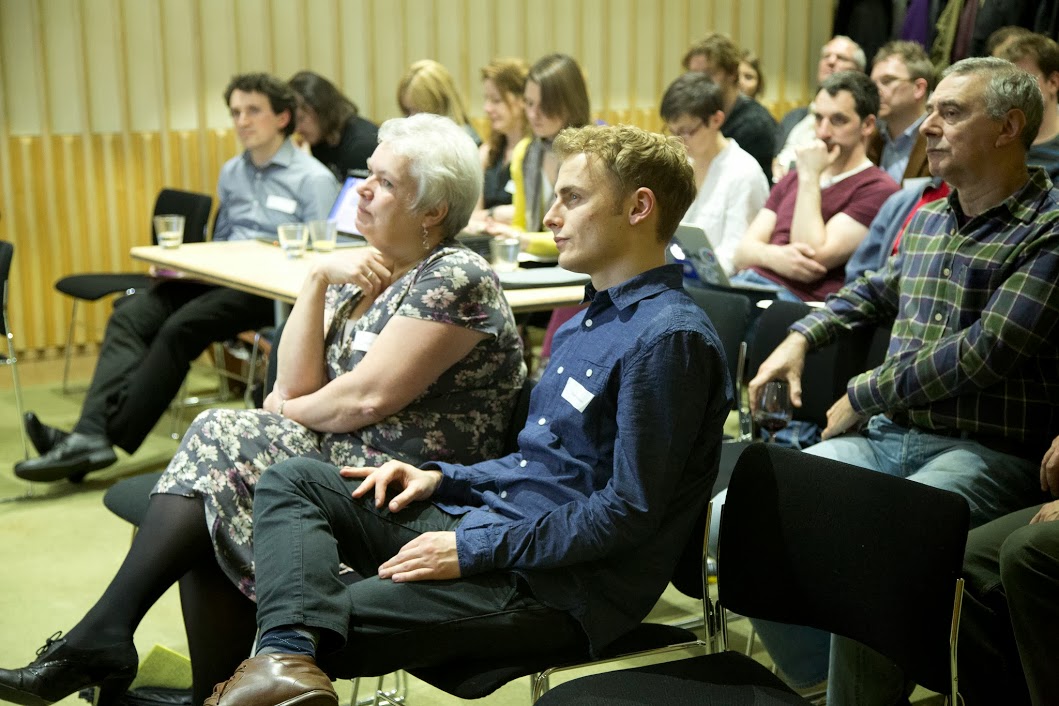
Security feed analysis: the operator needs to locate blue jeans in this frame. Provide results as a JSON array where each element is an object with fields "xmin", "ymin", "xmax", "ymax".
[
  {"xmin": 738, "ymin": 415, "xmax": 1043, "ymax": 699},
  {"xmin": 729, "ymin": 269, "xmax": 805, "ymax": 303}
]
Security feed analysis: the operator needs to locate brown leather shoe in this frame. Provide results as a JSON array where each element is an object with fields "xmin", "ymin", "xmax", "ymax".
[{"xmin": 203, "ymin": 654, "xmax": 337, "ymax": 706}]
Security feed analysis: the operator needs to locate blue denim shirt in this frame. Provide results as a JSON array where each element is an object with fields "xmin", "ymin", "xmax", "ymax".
[{"xmin": 429, "ymin": 264, "xmax": 733, "ymax": 654}]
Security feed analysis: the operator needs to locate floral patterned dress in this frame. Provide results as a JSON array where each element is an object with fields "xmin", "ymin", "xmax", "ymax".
[{"xmin": 153, "ymin": 244, "xmax": 526, "ymax": 599}]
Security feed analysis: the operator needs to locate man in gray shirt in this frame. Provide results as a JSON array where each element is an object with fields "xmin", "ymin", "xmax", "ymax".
[{"xmin": 16, "ymin": 72, "xmax": 339, "ymax": 482}]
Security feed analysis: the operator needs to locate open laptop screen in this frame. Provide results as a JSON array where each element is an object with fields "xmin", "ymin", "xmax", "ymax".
[{"xmin": 328, "ymin": 176, "xmax": 366, "ymax": 237}]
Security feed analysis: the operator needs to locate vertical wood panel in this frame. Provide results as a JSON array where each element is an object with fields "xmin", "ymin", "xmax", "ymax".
[{"xmin": 0, "ymin": 0, "xmax": 834, "ymax": 354}]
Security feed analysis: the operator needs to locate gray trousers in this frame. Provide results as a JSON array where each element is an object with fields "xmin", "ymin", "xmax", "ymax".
[
  {"xmin": 252, "ymin": 458, "xmax": 587, "ymax": 677},
  {"xmin": 959, "ymin": 504, "xmax": 1059, "ymax": 706}
]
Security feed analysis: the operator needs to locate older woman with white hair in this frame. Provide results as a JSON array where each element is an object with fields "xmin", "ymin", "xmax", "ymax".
[{"xmin": 0, "ymin": 113, "xmax": 526, "ymax": 706}]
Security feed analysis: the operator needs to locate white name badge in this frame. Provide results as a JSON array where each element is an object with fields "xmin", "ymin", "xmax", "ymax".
[
  {"xmin": 352, "ymin": 330, "xmax": 378, "ymax": 352},
  {"xmin": 504, "ymin": 179, "xmax": 515, "ymax": 194},
  {"xmin": 265, "ymin": 194, "xmax": 298, "ymax": 214},
  {"xmin": 561, "ymin": 376, "xmax": 594, "ymax": 413}
]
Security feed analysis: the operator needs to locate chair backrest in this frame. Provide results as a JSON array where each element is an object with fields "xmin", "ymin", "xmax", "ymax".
[
  {"xmin": 0, "ymin": 241, "xmax": 13, "ymax": 337},
  {"xmin": 152, "ymin": 189, "xmax": 213, "ymax": 245},
  {"xmin": 719, "ymin": 444, "xmax": 969, "ymax": 694},
  {"xmin": 746, "ymin": 301, "xmax": 876, "ymax": 427},
  {"xmin": 684, "ymin": 286, "xmax": 752, "ymax": 403}
]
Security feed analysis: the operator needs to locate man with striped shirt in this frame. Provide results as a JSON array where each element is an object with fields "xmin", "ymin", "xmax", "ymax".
[{"xmin": 749, "ymin": 57, "xmax": 1059, "ymax": 704}]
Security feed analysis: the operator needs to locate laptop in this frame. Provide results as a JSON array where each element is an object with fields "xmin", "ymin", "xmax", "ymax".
[
  {"xmin": 668, "ymin": 223, "xmax": 776, "ymax": 292},
  {"xmin": 327, "ymin": 176, "xmax": 368, "ymax": 246}
]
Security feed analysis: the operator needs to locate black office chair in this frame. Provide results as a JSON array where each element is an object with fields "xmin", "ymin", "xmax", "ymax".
[
  {"xmin": 56, "ymin": 188, "xmax": 212, "ymax": 393},
  {"xmin": 534, "ymin": 444, "xmax": 971, "ymax": 705},
  {"xmin": 0, "ymin": 241, "xmax": 29, "ymax": 461},
  {"xmin": 684, "ymin": 285, "xmax": 752, "ymax": 404},
  {"xmin": 714, "ymin": 301, "xmax": 881, "ymax": 493}
]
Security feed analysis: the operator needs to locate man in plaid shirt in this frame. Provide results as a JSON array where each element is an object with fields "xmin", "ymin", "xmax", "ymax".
[{"xmin": 747, "ymin": 57, "xmax": 1059, "ymax": 703}]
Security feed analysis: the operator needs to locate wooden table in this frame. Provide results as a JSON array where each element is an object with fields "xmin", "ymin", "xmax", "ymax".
[{"xmin": 130, "ymin": 241, "xmax": 586, "ymax": 315}]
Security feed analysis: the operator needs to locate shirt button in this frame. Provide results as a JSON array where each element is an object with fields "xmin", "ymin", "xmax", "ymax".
[
  {"xmin": 538, "ymin": 417, "xmax": 546, "ymax": 425},
  {"xmin": 942, "ymin": 267, "xmax": 951, "ymax": 276},
  {"xmin": 585, "ymin": 319, "xmax": 593, "ymax": 328},
  {"xmin": 519, "ymin": 459, "xmax": 528, "ymax": 467},
  {"xmin": 586, "ymin": 369, "xmax": 593, "ymax": 377},
  {"xmin": 557, "ymin": 366, "xmax": 564, "ymax": 374},
  {"xmin": 500, "ymin": 491, "xmax": 508, "ymax": 499},
  {"xmin": 934, "ymin": 312, "xmax": 943, "ymax": 322}
]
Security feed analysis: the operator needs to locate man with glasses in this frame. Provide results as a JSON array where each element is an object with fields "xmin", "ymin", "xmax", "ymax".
[
  {"xmin": 868, "ymin": 41, "xmax": 935, "ymax": 184},
  {"xmin": 730, "ymin": 71, "xmax": 898, "ymax": 304},
  {"xmin": 659, "ymin": 72, "xmax": 769, "ymax": 275},
  {"xmin": 775, "ymin": 35, "xmax": 866, "ymax": 181}
]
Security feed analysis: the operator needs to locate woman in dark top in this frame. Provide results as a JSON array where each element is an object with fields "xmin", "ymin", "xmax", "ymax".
[
  {"xmin": 469, "ymin": 58, "xmax": 530, "ymax": 231},
  {"xmin": 289, "ymin": 71, "xmax": 378, "ymax": 179}
]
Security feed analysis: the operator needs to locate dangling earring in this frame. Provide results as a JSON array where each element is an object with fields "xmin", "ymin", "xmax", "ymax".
[{"xmin": 421, "ymin": 224, "xmax": 430, "ymax": 251}]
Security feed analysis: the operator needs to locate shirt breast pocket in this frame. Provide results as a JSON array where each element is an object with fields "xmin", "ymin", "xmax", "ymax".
[{"xmin": 556, "ymin": 358, "xmax": 610, "ymax": 414}]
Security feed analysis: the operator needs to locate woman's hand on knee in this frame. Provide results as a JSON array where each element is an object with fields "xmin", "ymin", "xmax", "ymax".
[{"xmin": 343, "ymin": 461, "xmax": 443, "ymax": 513}]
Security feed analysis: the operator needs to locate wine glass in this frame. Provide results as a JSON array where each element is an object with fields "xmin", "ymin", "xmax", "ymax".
[{"xmin": 753, "ymin": 379, "xmax": 793, "ymax": 443}]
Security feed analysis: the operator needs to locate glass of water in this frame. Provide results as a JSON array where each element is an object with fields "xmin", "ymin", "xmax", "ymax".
[
  {"xmin": 489, "ymin": 236, "xmax": 521, "ymax": 273},
  {"xmin": 277, "ymin": 223, "xmax": 308, "ymax": 259},
  {"xmin": 154, "ymin": 215, "xmax": 185, "ymax": 249},
  {"xmin": 308, "ymin": 219, "xmax": 338, "ymax": 252}
]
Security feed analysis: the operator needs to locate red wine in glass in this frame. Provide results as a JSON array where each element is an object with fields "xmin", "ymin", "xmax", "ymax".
[{"xmin": 754, "ymin": 379, "xmax": 793, "ymax": 442}]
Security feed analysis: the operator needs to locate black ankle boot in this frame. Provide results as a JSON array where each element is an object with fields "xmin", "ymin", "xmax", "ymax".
[{"xmin": 0, "ymin": 632, "xmax": 138, "ymax": 706}]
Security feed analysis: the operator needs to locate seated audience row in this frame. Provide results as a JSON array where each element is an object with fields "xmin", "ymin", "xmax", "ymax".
[
  {"xmin": 0, "ymin": 112, "xmax": 526, "ymax": 705},
  {"xmin": 746, "ymin": 56, "xmax": 1059, "ymax": 702},
  {"xmin": 0, "ymin": 122, "xmax": 733, "ymax": 706}
]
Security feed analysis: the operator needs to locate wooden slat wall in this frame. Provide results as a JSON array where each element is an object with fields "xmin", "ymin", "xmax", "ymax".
[{"xmin": 0, "ymin": 0, "xmax": 833, "ymax": 356}]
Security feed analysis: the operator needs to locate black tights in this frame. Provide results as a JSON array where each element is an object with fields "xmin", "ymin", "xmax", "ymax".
[{"xmin": 67, "ymin": 493, "xmax": 257, "ymax": 704}]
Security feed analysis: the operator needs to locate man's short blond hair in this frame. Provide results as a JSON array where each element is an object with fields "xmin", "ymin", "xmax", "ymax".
[{"xmin": 553, "ymin": 124, "xmax": 695, "ymax": 242}]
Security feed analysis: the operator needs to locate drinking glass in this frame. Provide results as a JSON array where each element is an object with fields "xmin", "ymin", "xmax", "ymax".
[
  {"xmin": 154, "ymin": 214, "xmax": 185, "ymax": 249},
  {"xmin": 308, "ymin": 219, "xmax": 338, "ymax": 252},
  {"xmin": 277, "ymin": 223, "xmax": 308, "ymax": 259},
  {"xmin": 489, "ymin": 236, "xmax": 521, "ymax": 273},
  {"xmin": 753, "ymin": 379, "xmax": 793, "ymax": 442}
]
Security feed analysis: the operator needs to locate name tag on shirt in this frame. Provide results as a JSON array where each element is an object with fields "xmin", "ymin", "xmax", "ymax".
[
  {"xmin": 504, "ymin": 179, "xmax": 515, "ymax": 194},
  {"xmin": 265, "ymin": 194, "xmax": 297, "ymax": 214},
  {"xmin": 352, "ymin": 330, "xmax": 378, "ymax": 352},
  {"xmin": 561, "ymin": 376, "xmax": 594, "ymax": 413}
]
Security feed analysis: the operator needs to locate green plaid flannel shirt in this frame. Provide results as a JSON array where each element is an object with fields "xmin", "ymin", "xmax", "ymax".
[{"xmin": 792, "ymin": 168, "xmax": 1059, "ymax": 444}]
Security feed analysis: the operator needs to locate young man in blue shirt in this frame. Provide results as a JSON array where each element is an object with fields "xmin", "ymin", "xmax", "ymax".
[{"xmin": 203, "ymin": 124, "xmax": 733, "ymax": 706}]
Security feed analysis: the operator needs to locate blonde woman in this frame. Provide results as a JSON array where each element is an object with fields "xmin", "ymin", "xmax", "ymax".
[{"xmin": 398, "ymin": 59, "xmax": 481, "ymax": 145}]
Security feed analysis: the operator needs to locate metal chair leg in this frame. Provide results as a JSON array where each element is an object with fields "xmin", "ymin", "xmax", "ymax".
[{"xmin": 61, "ymin": 299, "xmax": 79, "ymax": 394}]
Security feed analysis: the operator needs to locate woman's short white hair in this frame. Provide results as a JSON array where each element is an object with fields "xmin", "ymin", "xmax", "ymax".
[{"xmin": 377, "ymin": 113, "xmax": 483, "ymax": 239}]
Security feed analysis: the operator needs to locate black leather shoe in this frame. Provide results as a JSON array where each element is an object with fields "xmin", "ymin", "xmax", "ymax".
[
  {"xmin": 23, "ymin": 412, "xmax": 69, "ymax": 456},
  {"xmin": 13, "ymin": 433, "xmax": 117, "ymax": 482},
  {"xmin": 0, "ymin": 632, "xmax": 137, "ymax": 706}
]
